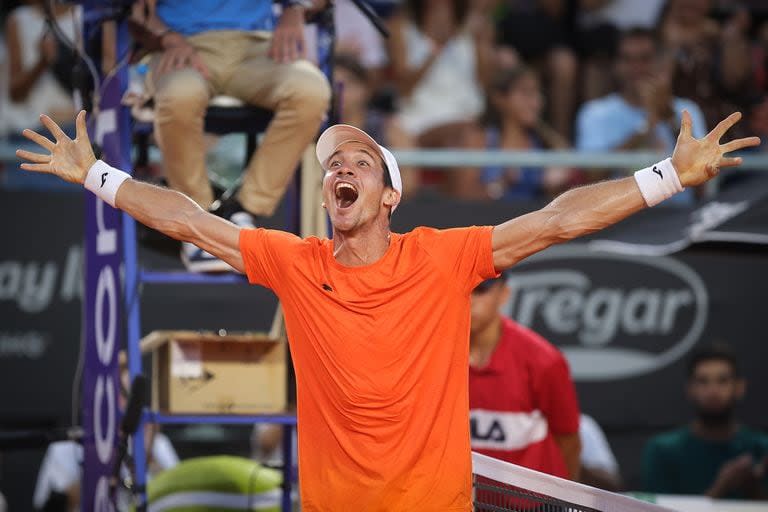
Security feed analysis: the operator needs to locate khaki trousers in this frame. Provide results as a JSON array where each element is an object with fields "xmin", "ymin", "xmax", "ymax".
[{"xmin": 147, "ymin": 31, "xmax": 331, "ymax": 216}]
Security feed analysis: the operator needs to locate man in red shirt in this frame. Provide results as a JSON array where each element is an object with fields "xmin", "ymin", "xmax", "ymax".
[{"xmin": 469, "ymin": 274, "xmax": 581, "ymax": 480}]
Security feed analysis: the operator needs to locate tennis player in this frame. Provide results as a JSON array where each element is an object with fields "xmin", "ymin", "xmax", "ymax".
[{"xmin": 17, "ymin": 110, "xmax": 759, "ymax": 511}]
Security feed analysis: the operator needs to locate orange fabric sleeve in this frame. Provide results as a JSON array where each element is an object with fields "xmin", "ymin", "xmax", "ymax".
[
  {"xmin": 415, "ymin": 226, "xmax": 498, "ymax": 295},
  {"xmin": 238, "ymin": 228, "xmax": 305, "ymax": 290}
]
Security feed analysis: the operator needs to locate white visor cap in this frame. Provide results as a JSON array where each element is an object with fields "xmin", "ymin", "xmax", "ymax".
[{"xmin": 315, "ymin": 124, "xmax": 402, "ymax": 211}]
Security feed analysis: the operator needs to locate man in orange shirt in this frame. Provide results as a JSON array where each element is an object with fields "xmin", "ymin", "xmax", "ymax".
[{"xmin": 17, "ymin": 110, "xmax": 759, "ymax": 510}]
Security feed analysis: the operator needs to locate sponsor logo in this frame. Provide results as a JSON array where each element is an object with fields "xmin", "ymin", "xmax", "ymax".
[
  {"xmin": 652, "ymin": 165, "xmax": 663, "ymax": 179},
  {"xmin": 469, "ymin": 409, "xmax": 548, "ymax": 451},
  {"xmin": 0, "ymin": 331, "xmax": 49, "ymax": 359},
  {"xmin": 504, "ymin": 246, "xmax": 708, "ymax": 381},
  {"xmin": 0, "ymin": 245, "xmax": 83, "ymax": 313},
  {"xmin": 101, "ymin": 172, "xmax": 108, "ymax": 188}
]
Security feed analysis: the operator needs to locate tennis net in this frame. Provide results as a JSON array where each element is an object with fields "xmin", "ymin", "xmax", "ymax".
[{"xmin": 472, "ymin": 452, "xmax": 674, "ymax": 512}]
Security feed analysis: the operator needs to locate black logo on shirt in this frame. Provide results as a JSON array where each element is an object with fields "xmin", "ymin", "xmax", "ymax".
[
  {"xmin": 101, "ymin": 172, "xmax": 108, "ymax": 187},
  {"xmin": 652, "ymin": 166, "xmax": 664, "ymax": 179},
  {"xmin": 322, "ymin": 283, "xmax": 333, "ymax": 292},
  {"xmin": 470, "ymin": 417, "xmax": 506, "ymax": 442}
]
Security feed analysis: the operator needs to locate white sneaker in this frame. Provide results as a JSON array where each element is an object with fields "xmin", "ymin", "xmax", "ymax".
[
  {"xmin": 179, "ymin": 211, "xmax": 256, "ymax": 273},
  {"xmin": 180, "ymin": 242, "xmax": 235, "ymax": 273}
]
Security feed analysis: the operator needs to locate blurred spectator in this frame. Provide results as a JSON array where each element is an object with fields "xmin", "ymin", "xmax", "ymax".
[
  {"xmin": 462, "ymin": 66, "xmax": 573, "ymax": 200},
  {"xmin": 642, "ymin": 344, "xmax": 768, "ymax": 499},
  {"xmin": 136, "ymin": 0, "xmax": 331, "ymax": 272},
  {"xmin": 576, "ymin": 27, "xmax": 706, "ymax": 201},
  {"xmin": 33, "ymin": 425, "xmax": 178, "ymax": 512},
  {"xmin": 333, "ymin": 53, "xmax": 419, "ymax": 197},
  {"xmin": 494, "ymin": 0, "xmax": 578, "ymax": 138},
  {"xmin": 3, "ymin": 0, "xmax": 76, "ymax": 136},
  {"xmin": 387, "ymin": 0, "xmax": 493, "ymax": 195},
  {"xmin": 34, "ymin": 365, "xmax": 179, "ymax": 511},
  {"xmin": 468, "ymin": 275, "xmax": 582, "ymax": 480},
  {"xmin": 576, "ymin": 28, "xmax": 707, "ymax": 153},
  {"xmin": 251, "ymin": 423, "xmax": 297, "ymax": 468},
  {"xmin": 334, "ymin": 0, "xmax": 388, "ymax": 79},
  {"xmin": 750, "ymin": 96, "xmax": 768, "ymax": 152},
  {"xmin": 576, "ymin": 0, "xmax": 666, "ymax": 100},
  {"xmin": 579, "ymin": 413, "xmax": 623, "ymax": 492},
  {"xmin": 660, "ymin": 0, "xmax": 755, "ymax": 140}
]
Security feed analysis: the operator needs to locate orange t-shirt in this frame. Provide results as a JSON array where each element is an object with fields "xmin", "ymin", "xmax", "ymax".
[{"xmin": 239, "ymin": 226, "xmax": 497, "ymax": 511}]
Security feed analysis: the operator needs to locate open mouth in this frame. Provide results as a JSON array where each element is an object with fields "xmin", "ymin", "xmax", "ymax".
[{"xmin": 334, "ymin": 182, "xmax": 359, "ymax": 209}]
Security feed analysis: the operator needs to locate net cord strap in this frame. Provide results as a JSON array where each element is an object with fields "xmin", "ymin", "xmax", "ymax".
[{"xmin": 471, "ymin": 452, "xmax": 676, "ymax": 512}]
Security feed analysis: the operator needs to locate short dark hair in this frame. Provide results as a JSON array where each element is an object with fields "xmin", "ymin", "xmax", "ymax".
[
  {"xmin": 618, "ymin": 27, "xmax": 661, "ymax": 52},
  {"xmin": 687, "ymin": 344, "xmax": 741, "ymax": 379},
  {"xmin": 334, "ymin": 53, "xmax": 368, "ymax": 84},
  {"xmin": 382, "ymin": 161, "xmax": 393, "ymax": 189}
]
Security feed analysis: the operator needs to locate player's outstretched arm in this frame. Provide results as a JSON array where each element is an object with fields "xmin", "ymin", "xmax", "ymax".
[
  {"xmin": 16, "ymin": 111, "xmax": 246, "ymax": 273},
  {"xmin": 491, "ymin": 111, "xmax": 761, "ymax": 271}
]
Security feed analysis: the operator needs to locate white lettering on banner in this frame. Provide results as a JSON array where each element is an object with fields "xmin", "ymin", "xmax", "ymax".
[
  {"xmin": 96, "ymin": 200, "xmax": 117, "ymax": 256},
  {"xmin": 90, "ymin": 118, "xmax": 119, "ymax": 512},
  {"xmin": 470, "ymin": 409, "xmax": 548, "ymax": 451},
  {"xmin": 60, "ymin": 245, "xmax": 83, "ymax": 302},
  {"xmin": 0, "ymin": 245, "xmax": 83, "ymax": 313},
  {"xmin": 94, "ymin": 476, "xmax": 114, "ymax": 512},
  {"xmin": 94, "ymin": 375, "xmax": 116, "ymax": 464},
  {"xmin": 95, "ymin": 267, "xmax": 116, "ymax": 364},
  {"xmin": 0, "ymin": 332, "xmax": 48, "ymax": 359},
  {"xmin": 511, "ymin": 272, "xmax": 693, "ymax": 346},
  {"xmin": 504, "ymin": 247, "xmax": 708, "ymax": 381},
  {"xmin": 0, "ymin": 261, "xmax": 57, "ymax": 313}
]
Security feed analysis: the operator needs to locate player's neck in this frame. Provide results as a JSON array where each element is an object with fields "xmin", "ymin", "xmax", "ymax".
[
  {"xmin": 469, "ymin": 317, "xmax": 502, "ymax": 368},
  {"xmin": 332, "ymin": 223, "xmax": 392, "ymax": 267}
]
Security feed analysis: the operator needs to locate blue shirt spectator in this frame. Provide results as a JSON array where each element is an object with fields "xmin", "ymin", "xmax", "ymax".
[
  {"xmin": 157, "ymin": 0, "xmax": 275, "ymax": 35},
  {"xmin": 576, "ymin": 94, "xmax": 707, "ymax": 152}
]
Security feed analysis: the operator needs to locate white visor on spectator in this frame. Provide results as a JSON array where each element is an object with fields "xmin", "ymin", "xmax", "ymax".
[{"xmin": 316, "ymin": 124, "xmax": 402, "ymax": 211}]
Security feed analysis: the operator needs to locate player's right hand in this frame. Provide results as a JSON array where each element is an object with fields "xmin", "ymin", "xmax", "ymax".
[{"xmin": 16, "ymin": 110, "xmax": 96, "ymax": 185}]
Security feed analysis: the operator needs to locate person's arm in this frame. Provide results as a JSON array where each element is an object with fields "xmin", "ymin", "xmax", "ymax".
[
  {"xmin": 554, "ymin": 433, "xmax": 582, "ymax": 481},
  {"xmin": 491, "ymin": 111, "xmax": 760, "ymax": 270},
  {"xmin": 580, "ymin": 466, "xmax": 622, "ymax": 492},
  {"xmin": 387, "ymin": 11, "xmax": 442, "ymax": 97},
  {"xmin": 16, "ymin": 112, "xmax": 245, "ymax": 272},
  {"xmin": 5, "ymin": 14, "xmax": 56, "ymax": 103},
  {"xmin": 269, "ymin": 0, "xmax": 328, "ymax": 63}
]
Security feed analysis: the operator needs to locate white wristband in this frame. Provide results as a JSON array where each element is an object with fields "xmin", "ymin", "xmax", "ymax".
[
  {"xmin": 633, "ymin": 158, "xmax": 684, "ymax": 207},
  {"xmin": 84, "ymin": 160, "xmax": 131, "ymax": 208}
]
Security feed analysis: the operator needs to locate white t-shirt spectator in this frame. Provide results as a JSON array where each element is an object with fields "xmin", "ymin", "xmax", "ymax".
[
  {"xmin": 3, "ymin": 5, "xmax": 77, "ymax": 135},
  {"xmin": 33, "ymin": 435, "xmax": 178, "ymax": 510},
  {"xmin": 396, "ymin": 26, "xmax": 484, "ymax": 136},
  {"xmin": 579, "ymin": 414, "xmax": 620, "ymax": 476}
]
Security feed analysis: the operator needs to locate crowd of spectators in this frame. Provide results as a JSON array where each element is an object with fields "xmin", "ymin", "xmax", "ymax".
[{"xmin": 2, "ymin": 0, "xmax": 767, "ymax": 201}]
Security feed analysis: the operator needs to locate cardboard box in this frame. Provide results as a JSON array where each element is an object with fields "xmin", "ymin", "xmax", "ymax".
[{"xmin": 139, "ymin": 330, "xmax": 287, "ymax": 415}]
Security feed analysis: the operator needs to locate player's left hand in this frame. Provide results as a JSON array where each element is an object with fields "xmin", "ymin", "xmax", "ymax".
[{"xmin": 672, "ymin": 111, "xmax": 761, "ymax": 187}]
